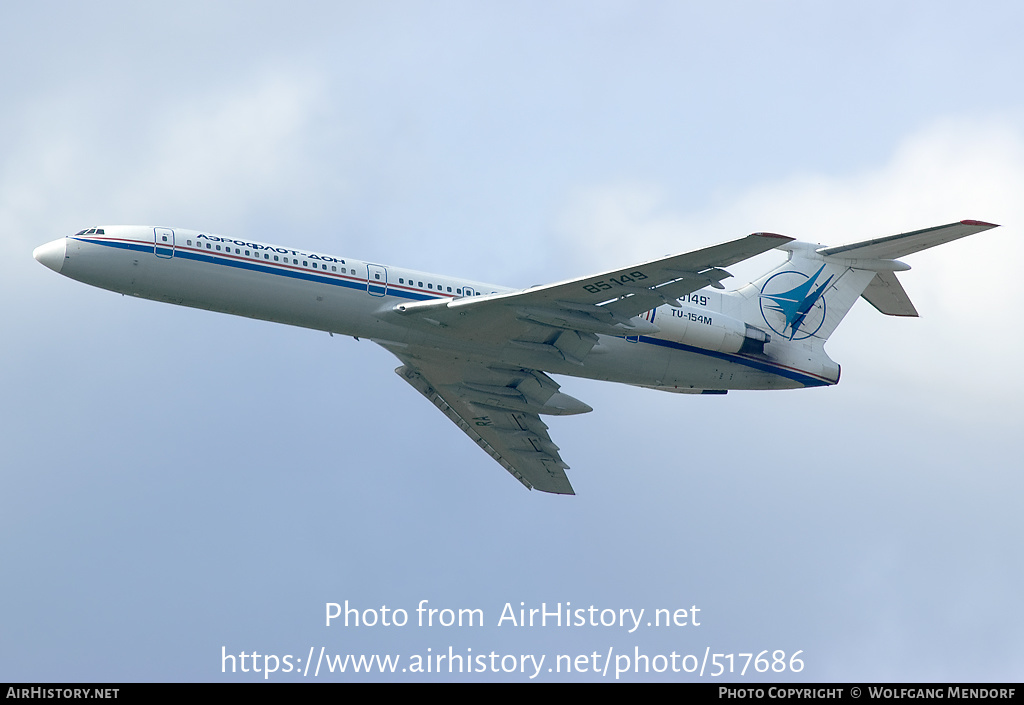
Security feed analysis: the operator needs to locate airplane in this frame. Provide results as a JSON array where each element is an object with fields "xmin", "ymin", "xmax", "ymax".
[{"xmin": 33, "ymin": 220, "xmax": 997, "ymax": 495}]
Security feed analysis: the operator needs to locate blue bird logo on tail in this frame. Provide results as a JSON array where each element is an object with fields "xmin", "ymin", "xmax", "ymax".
[{"xmin": 759, "ymin": 264, "xmax": 832, "ymax": 340}]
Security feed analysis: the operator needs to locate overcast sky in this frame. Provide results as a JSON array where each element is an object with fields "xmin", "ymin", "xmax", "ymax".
[{"xmin": 2, "ymin": 1, "xmax": 1022, "ymax": 682}]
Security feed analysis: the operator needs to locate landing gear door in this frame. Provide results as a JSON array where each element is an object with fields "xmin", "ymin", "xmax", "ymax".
[
  {"xmin": 367, "ymin": 264, "xmax": 387, "ymax": 296},
  {"xmin": 154, "ymin": 228, "xmax": 175, "ymax": 259}
]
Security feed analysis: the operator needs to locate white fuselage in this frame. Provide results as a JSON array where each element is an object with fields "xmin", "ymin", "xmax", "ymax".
[{"xmin": 36, "ymin": 226, "xmax": 839, "ymax": 392}]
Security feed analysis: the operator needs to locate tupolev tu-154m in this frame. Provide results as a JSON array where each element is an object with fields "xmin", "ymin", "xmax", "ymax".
[{"xmin": 33, "ymin": 220, "xmax": 997, "ymax": 494}]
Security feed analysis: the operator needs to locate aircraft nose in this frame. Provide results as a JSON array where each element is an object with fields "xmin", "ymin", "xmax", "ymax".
[{"xmin": 33, "ymin": 238, "xmax": 67, "ymax": 274}]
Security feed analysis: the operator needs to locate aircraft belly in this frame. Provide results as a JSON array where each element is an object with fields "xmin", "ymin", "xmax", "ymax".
[
  {"xmin": 573, "ymin": 336, "xmax": 672, "ymax": 386},
  {"xmin": 568, "ymin": 336, "xmax": 768, "ymax": 390},
  {"xmin": 567, "ymin": 335, "xmax": 812, "ymax": 390},
  {"xmin": 393, "ymin": 330, "xmax": 810, "ymax": 391},
  {"xmin": 663, "ymin": 350, "xmax": 799, "ymax": 390}
]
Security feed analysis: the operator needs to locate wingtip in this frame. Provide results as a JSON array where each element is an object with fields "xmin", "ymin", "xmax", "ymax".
[{"xmin": 960, "ymin": 219, "xmax": 999, "ymax": 228}]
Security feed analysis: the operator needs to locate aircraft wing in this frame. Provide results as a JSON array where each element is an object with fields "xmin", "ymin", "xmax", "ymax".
[
  {"xmin": 482, "ymin": 231, "xmax": 793, "ymax": 319},
  {"xmin": 392, "ymin": 356, "xmax": 582, "ymax": 494},
  {"xmin": 391, "ymin": 232, "xmax": 793, "ymax": 361}
]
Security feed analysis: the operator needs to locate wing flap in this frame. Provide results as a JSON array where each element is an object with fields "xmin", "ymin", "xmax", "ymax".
[{"xmin": 394, "ymin": 362, "xmax": 577, "ymax": 494}]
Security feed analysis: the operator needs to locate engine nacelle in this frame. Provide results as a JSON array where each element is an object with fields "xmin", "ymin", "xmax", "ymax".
[{"xmin": 655, "ymin": 305, "xmax": 770, "ymax": 355}]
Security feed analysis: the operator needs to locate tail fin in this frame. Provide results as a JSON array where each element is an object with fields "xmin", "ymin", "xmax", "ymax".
[{"xmin": 735, "ymin": 220, "xmax": 998, "ymax": 347}]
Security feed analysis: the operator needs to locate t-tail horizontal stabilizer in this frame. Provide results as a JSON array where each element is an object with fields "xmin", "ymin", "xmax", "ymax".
[{"xmin": 818, "ymin": 220, "xmax": 999, "ymax": 318}]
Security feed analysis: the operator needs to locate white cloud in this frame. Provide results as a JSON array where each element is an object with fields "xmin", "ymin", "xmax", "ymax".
[
  {"xmin": 112, "ymin": 70, "xmax": 335, "ymax": 227},
  {"xmin": 557, "ymin": 116, "xmax": 1024, "ymax": 272},
  {"xmin": 0, "ymin": 68, "xmax": 335, "ymax": 249}
]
